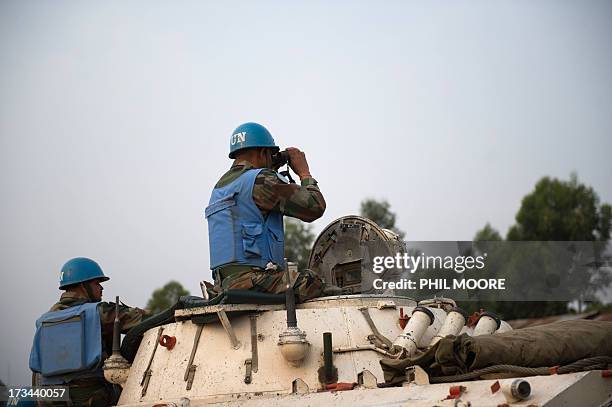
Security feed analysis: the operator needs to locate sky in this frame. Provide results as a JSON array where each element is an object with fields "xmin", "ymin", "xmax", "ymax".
[{"xmin": 1, "ymin": 0, "xmax": 611, "ymax": 385}]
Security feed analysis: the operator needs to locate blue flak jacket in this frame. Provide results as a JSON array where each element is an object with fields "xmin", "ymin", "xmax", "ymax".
[
  {"xmin": 206, "ymin": 168, "xmax": 285, "ymax": 270},
  {"xmin": 29, "ymin": 302, "xmax": 104, "ymax": 384}
]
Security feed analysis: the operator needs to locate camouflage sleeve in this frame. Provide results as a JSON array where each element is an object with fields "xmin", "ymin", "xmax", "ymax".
[
  {"xmin": 253, "ymin": 169, "xmax": 326, "ymax": 222},
  {"xmin": 98, "ymin": 301, "xmax": 150, "ymax": 334}
]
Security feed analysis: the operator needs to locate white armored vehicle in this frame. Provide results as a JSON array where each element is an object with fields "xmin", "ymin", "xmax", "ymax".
[{"xmin": 104, "ymin": 216, "xmax": 612, "ymax": 407}]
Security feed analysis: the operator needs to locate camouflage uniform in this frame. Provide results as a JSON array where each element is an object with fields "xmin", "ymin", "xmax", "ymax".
[
  {"xmin": 36, "ymin": 291, "xmax": 148, "ymax": 407},
  {"xmin": 212, "ymin": 161, "xmax": 326, "ymax": 302}
]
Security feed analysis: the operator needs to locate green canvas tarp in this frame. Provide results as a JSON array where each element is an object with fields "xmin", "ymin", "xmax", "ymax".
[{"xmin": 381, "ymin": 320, "xmax": 612, "ymax": 384}]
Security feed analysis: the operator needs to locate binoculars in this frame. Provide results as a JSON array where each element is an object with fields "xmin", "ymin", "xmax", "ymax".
[
  {"xmin": 271, "ymin": 149, "xmax": 290, "ymax": 168},
  {"xmin": 271, "ymin": 149, "xmax": 296, "ymax": 183}
]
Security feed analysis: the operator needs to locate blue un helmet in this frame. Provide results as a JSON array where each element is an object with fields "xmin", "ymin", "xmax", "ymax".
[
  {"xmin": 59, "ymin": 257, "xmax": 109, "ymax": 289},
  {"xmin": 229, "ymin": 122, "xmax": 279, "ymax": 159}
]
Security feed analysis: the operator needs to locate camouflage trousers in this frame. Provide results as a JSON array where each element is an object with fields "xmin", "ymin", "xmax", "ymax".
[
  {"xmin": 37, "ymin": 381, "xmax": 117, "ymax": 407},
  {"xmin": 215, "ymin": 267, "xmax": 325, "ymax": 303}
]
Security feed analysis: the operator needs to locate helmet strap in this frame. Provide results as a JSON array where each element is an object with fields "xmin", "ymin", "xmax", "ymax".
[
  {"xmin": 81, "ymin": 282, "xmax": 96, "ymax": 302},
  {"xmin": 279, "ymin": 167, "xmax": 296, "ymax": 184}
]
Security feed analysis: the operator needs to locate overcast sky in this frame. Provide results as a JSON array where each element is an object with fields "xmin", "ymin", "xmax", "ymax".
[{"xmin": 1, "ymin": 0, "xmax": 611, "ymax": 385}]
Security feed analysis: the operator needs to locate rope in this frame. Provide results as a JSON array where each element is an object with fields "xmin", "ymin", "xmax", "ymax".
[{"xmin": 429, "ymin": 356, "xmax": 612, "ymax": 383}]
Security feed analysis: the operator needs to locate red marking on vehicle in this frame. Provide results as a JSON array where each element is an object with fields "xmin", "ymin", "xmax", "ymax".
[
  {"xmin": 490, "ymin": 380, "xmax": 501, "ymax": 393},
  {"xmin": 159, "ymin": 335, "xmax": 177, "ymax": 350},
  {"xmin": 445, "ymin": 385, "xmax": 466, "ymax": 399},
  {"xmin": 467, "ymin": 309, "xmax": 485, "ymax": 327},
  {"xmin": 324, "ymin": 382, "xmax": 356, "ymax": 391},
  {"xmin": 399, "ymin": 308, "xmax": 410, "ymax": 329}
]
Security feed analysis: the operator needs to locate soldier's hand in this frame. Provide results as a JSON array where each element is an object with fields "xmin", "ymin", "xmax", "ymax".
[{"xmin": 286, "ymin": 147, "xmax": 312, "ymax": 178}]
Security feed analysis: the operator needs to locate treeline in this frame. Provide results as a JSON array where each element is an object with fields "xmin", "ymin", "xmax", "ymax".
[{"xmin": 146, "ymin": 173, "xmax": 611, "ymax": 320}]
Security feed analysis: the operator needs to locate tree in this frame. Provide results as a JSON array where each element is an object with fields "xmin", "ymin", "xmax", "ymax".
[
  {"xmin": 284, "ymin": 217, "xmax": 316, "ymax": 271},
  {"xmin": 360, "ymin": 198, "xmax": 405, "ymax": 239},
  {"xmin": 507, "ymin": 173, "xmax": 611, "ymax": 241},
  {"xmin": 506, "ymin": 174, "xmax": 612, "ymax": 314},
  {"xmin": 467, "ymin": 174, "xmax": 611, "ymax": 319},
  {"xmin": 146, "ymin": 281, "xmax": 189, "ymax": 314},
  {"xmin": 474, "ymin": 223, "xmax": 502, "ymax": 241}
]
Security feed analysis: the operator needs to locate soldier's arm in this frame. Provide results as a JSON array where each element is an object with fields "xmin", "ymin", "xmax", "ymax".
[
  {"xmin": 99, "ymin": 302, "xmax": 150, "ymax": 333},
  {"xmin": 253, "ymin": 169, "xmax": 326, "ymax": 222}
]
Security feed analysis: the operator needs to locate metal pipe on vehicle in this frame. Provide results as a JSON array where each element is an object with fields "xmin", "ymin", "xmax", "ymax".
[
  {"xmin": 278, "ymin": 259, "xmax": 309, "ymax": 366},
  {"xmin": 112, "ymin": 296, "xmax": 121, "ymax": 353},
  {"xmin": 318, "ymin": 332, "xmax": 338, "ymax": 384},
  {"xmin": 429, "ymin": 307, "xmax": 468, "ymax": 346},
  {"xmin": 502, "ymin": 379, "xmax": 531, "ymax": 402},
  {"xmin": 323, "ymin": 332, "xmax": 334, "ymax": 382},
  {"xmin": 392, "ymin": 306, "xmax": 434, "ymax": 357},
  {"xmin": 103, "ymin": 296, "xmax": 131, "ymax": 386},
  {"xmin": 473, "ymin": 312, "xmax": 501, "ymax": 336},
  {"xmin": 285, "ymin": 278, "xmax": 297, "ymax": 328}
]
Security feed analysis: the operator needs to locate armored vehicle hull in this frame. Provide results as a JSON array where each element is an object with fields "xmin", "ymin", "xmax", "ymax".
[{"xmin": 106, "ymin": 216, "xmax": 612, "ymax": 406}]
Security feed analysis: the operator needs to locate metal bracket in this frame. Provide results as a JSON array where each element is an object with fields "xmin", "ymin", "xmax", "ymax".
[
  {"xmin": 405, "ymin": 365, "xmax": 430, "ymax": 385},
  {"xmin": 141, "ymin": 326, "xmax": 164, "ymax": 397},
  {"xmin": 377, "ymin": 300, "xmax": 396, "ymax": 309},
  {"xmin": 357, "ymin": 370, "xmax": 378, "ymax": 389},
  {"xmin": 217, "ymin": 310, "xmax": 241, "ymax": 349},
  {"xmin": 184, "ymin": 324, "xmax": 204, "ymax": 390},
  {"xmin": 312, "ymin": 231, "xmax": 337, "ymax": 268},
  {"xmin": 185, "ymin": 365, "xmax": 196, "ymax": 391},
  {"xmin": 359, "ymin": 307, "xmax": 393, "ymax": 349},
  {"xmin": 141, "ymin": 370, "xmax": 152, "ymax": 397},
  {"xmin": 333, "ymin": 344, "xmax": 395, "ymax": 357},
  {"xmin": 292, "ymin": 378, "xmax": 310, "ymax": 394},
  {"xmin": 244, "ymin": 359, "xmax": 252, "ymax": 384}
]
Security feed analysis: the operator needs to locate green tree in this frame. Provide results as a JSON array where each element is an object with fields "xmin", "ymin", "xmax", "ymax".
[
  {"xmin": 506, "ymin": 174, "xmax": 611, "ymax": 315},
  {"xmin": 474, "ymin": 223, "xmax": 502, "ymax": 241},
  {"xmin": 507, "ymin": 173, "xmax": 611, "ymax": 241},
  {"xmin": 146, "ymin": 281, "xmax": 189, "ymax": 314},
  {"xmin": 467, "ymin": 174, "xmax": 611, "ymax": 319},
  {"xmin": 360, "ymin": 198, "xmax": 405, "ymax": 239},
  {"xmin": 284, "ymin": 217, "xmax": 316, "ymax": 271}
]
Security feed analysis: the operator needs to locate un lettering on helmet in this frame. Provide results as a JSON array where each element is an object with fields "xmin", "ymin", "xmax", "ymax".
[{"xmin": 231, "ymin": 132, "xmax": 246, "ymax": 146}]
